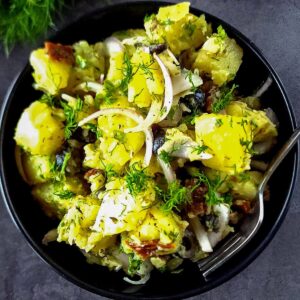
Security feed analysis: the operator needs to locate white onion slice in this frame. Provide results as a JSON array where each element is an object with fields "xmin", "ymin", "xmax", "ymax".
[
  {"xmin": 124, "ymin": 100, "xmax": 162, "ymax": 133},
  {"xmin": 144, "ymin": 129, "xmax": 154, "ymax": 167},
  {"xmin": 42, "ymin": 229, "xmax": 58, "ymax": 245},
  {"xmin": 104, "ymin": 36, "xmax": 124, "ymax": 54},
  {"xmin": 154, "ymin": 53, "xmax": 174, "ymax": 122},
  {"xmin": 208, "ymin": 204, "xmax": 230, "ymax": 248},
  {"xmin": 189, "ymin": 217, "xmax": 213, "ymax": 253},
  {"xmin": 123, "ymin": 273, "xmax": 150, "ymax": 285},
  {"xmin": 172, "ymin": 70, "xmax": 203, "ymax": 96},
  {"xmin": 157, "ymin": 157, "xmax": 176, "ymax": 184},
  {"xmin": 74, "ymin": 81, "xmax": 103, "ymax": 93},
  {"xmin": 167, "ymin": 48, "xmax": 180, "ymax": 66},
  {"xmin": 61, "ymin": 93, "xmax": 77, "ymax": 103},
  {"xmin": 78, "ymin": 108, "xmax": 153, "ymax": 166},
  {"xmin": 253, "ymin": 77, "xmax": 273, "ymax": 98}
]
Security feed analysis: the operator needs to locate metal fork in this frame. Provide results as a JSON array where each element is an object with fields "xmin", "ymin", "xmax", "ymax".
[{"xmin": 198, "ymin": 127, "xmax": 300, "ymax": 279}]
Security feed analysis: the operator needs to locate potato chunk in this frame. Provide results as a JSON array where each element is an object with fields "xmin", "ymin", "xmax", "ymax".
[
  {"xmin": 121, "ymin": 205, "xmax": 188, "ymax": 258},
  {"xmin": 193, "ymin": 27, "xmax": 243, "ymax": 86},
  {"xmin": 195, "ymin": 114, "xmax": 253, "ymax": 174},
  {"xmin": 226, "ymin": 101, "xmax": 277, "ymax": 142},
  {"xmin": 14, "ymin": 101, "xmax": 65, "ymax": 155},
  {"xmin": 144, "ymin": 2, "xmax": 211, "ymax": 55},
  {"xmin": 30, "ymin": 46, "xmax": 72, "ymax": 95}
]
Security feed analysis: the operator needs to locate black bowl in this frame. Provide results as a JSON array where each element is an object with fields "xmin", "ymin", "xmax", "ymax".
[{"xmin": 0, "ymin": 1, "xmax": 298, "ymax": 299}]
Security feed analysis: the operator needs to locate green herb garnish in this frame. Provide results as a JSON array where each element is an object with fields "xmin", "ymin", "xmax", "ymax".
[
  {"xmin": 0, "ymin": 0, "xmax": 65, "ymax": 55},
  {"xmin": 125, "ymin": 163, "xmax": 151, "ymax": 196},
  {"xmin": 50, "ymin": 151, "xmax": 71, "ymax": 180},
  {"xmin": 54, "ymin": 190, "xmax": 75, "ymax": 199},
  {"xmin": 159, "ymin": 181, "xmax": 191, "ymax": 213},
  {"xmin": 61, "ymin": 98, "xmax": 83, "ymax": 139},
  {"xmin": 195, "ymin": 172, "xmax": 231, "ymax": 206},
  {"xmin": 211, "ymin": 84, "xmax": 238, "ymax": 113},
  {"xmin": 86, "ymin": 123, "xmax": 102, "ymax": 139},
  {"xmin": 128, "ymin": 254, "xmax": 142, "ymax": 276},
  {"xmin": 184, "ymin": 21, "xmax": 196, "ymax": 36},
  {"xmin": 192, "ymin": 145, "xmax": 209, "ymax": 155}
]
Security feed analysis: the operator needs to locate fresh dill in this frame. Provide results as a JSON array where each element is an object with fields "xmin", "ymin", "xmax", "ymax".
[
  {"xmin": 211, "ymin": 84, "xmax": 238, "ymax": 113},
  {"xmin": 50, "ymin": 151, "xmax": 71, "ymax": 180},
  {"xmin": 195, "ymin": 172, "xmax": 231, "ymax": 206},
  {"xmin": 159, "ymin": 18, "xmax": 174, "ymax": 26},
  {"xmin": 0, "ymin": 0, "xmax": 65, "ymax": 55},
  {"xmin": 61, "ymin": 98, "xmax": 83, "ymax": 139},
  {"xmin": 192, "ymin": 145, "xmax": 209, "ymax": 155},
  {"xmin": 184, "ymin": 70, "xmax": 197, "ymax": 92},
  {"xmin": 103, "ymin": 163, "xmax": 117, "ymax": 180},
  {"xmin": 139, "ymin": 61, "xmax": 156, "ymax": 81},
  {"xmin": 86, "ymin": 123, "xmax": 102, "ymax": 139},
  {"xmin": 39, "ymin": 94, "xmax": 56, "ymax": 107},
  {"xmin": 216, "ymin": 25, "xmax": 227, "ymax": 40},
  {"xmin": 183, "ymin": 21, "xmax": 197, "ymax": 36},
  {"xmin": 144, "ymin": 14, "xmax": 155, "ymax": 23},
  {"xmin": 159, "ymin": 181, "xmax": 191, "ymax": 213},
  {"xmin": 75, "ymin": 54, "xmax": 87, "ymax": 69},
  {"xmin": 125, "ymin": 163, "xmax": 151, "ymax": 196},
  {"xmin": 119, "ymin": 52, "xmax": 135, "ymax": 94},
  {"xmin": 128, "ymin": 253, "xmax": 142, "ymax": 276},
  {"xmin": 159, "ymin": 150, "xmax": 172, "ymax": 165},
  {"xmin": 215, "ymin": 118, "xmax": 223, "ymax": 127},
  {"xmin": 54, "ymin": 190, "xmax": 75, "ymax": 199},
  {"xmin": 102, "ymin": 80, "xmax": 118, "ymax": 104},
  {"xmin": 113, "ymin": 130, "xmax": 126, "ymax": 143},
  {"xmin": 240, "ymin": 138, "xmax": 254, "ymax": 155}
]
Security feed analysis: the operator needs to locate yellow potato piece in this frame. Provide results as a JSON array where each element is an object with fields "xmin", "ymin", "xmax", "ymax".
[
  {"xmin": 193, "ymin": 34, "xmax": 243, "ymax": 86},
  {"xmin": 30, "ymin": 48, "xmax": 71, "ymax": 95},
  {"xmin": 195, "ymin": 114, "xmax": 252, "ymax": 174},
  {"xmin": 128, "ymin": 50, "xmax": 164, "ymax": 107},
  {"xmin": 124, "ymin": 205, "xmax": 188, "ymax": 256},
  {"xmin": 14, "ymin": 101, "xmax": 65, "ymax": 155},
  {"xmin": 106, "ymin": 51, "xmax": 124, "ymax": 83},
  {"xmin": 157, "ymin": 2, "xmax": 190, "ymax": 22},
  {"xmin": 226, "ymin": 101, "xmax": 277, "ymax": 142}
]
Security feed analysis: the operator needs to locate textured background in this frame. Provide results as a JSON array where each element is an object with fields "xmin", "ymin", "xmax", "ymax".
[{"xmin": 0, "ymin": 0, "xmax": 299, "ymax": 299}]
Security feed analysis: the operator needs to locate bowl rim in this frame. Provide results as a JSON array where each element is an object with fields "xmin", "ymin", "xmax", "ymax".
[{"xmin": 0, "ymin": 1, "xmax": 299, "ymax": 299}]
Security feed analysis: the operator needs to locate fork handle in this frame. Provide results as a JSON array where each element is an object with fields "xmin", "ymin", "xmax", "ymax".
[{"xmin": 260, "ymin": 126, "xmax": 300, "ymax": 191}]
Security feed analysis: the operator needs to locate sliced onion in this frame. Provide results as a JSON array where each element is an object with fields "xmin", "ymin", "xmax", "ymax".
[
  {"xmin": 157, "ymin": 157, "xmax": 176, "ymax": 184},
  {"xmin": 172, "ymin": 69, "xmax": 203, "ymax": 96},
  {"xmin": 123, "ymin": 273, "xmax": 150, "ymax": 285},
  {"xmin": 207, "ymin": 204, "xmax": 230, "ymax": 248},
  {"xmin": 42, "ymin": 229, "xmax": 58, "ymax": 245},
  {"xmin": 167, "ymin": 48, "xmax": 180, "ymax": 66},
  {"xmin": 154, "ymin": 53, "xmax": 174, "ymax": 122},
  {"xmin": 253, "ymin": 138, "xmax": 276, "ymax": 155},
  {"xmin": 104, "ymin": 36, "xmax": 124, "ymax": 55},
  {"xmin": 189, "ymin": 217, "xmax": 213, "ymax": 253},
  {"xmin": 78, "ymin": 108, "xmax": 153, "ymax": 167},
  {"xmin": 253, "ymin": 77, "xmax": 273, "ymax": 98},
  {"xmin": 251, "ymin": 159, "xmax": 268, "ymax": 171},
  {"xmin": 144, "ymin": 129, "xmax": 154, "ymax": 167},
  {"xmin": 122, "ymin": 36, "xmax": 147, "ymax": 46},
  {"xmin": 74, "ymin": 81, "xmax": 103, "ymax": 93},
  {"xmin": 124, "ymin": 100, "xmax": 162, "ymax": 133},
  {"xmin": 78, "ymin": 108, "xmax": 143, "ymax": 127},
  {"xmin": 61, "ymin": 93, "xmax": 77, "ymax": 103},
  {"xmin": 264, "ymin": 107, "xmax": 279, "ymax": 127}
]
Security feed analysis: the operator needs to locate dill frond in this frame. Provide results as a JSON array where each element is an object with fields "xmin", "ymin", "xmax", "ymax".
[{"xmin": 0, "ymin": 0, "xmax": 65, "ymax": 55}]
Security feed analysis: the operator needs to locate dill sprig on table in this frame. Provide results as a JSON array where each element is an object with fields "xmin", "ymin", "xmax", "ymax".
[{"xmin": 0, "ymin": 0, "xmax": 65, "ymax": 55}]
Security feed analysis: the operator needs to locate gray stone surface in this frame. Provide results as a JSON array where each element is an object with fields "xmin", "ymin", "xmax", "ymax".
[{"xmin": 0, "ymin": 0, "xmax": 299, "ymax": 299}]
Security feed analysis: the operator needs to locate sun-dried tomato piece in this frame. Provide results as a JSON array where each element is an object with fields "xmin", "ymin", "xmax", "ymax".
[{"xmin": 45, "ymin": 42, "xmax": 75, "ymax": 65}]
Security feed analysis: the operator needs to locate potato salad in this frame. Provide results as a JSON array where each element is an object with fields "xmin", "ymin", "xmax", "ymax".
[{"xmin": 14, "ymin": 2, "xmax": 278, "ymax": 284}]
